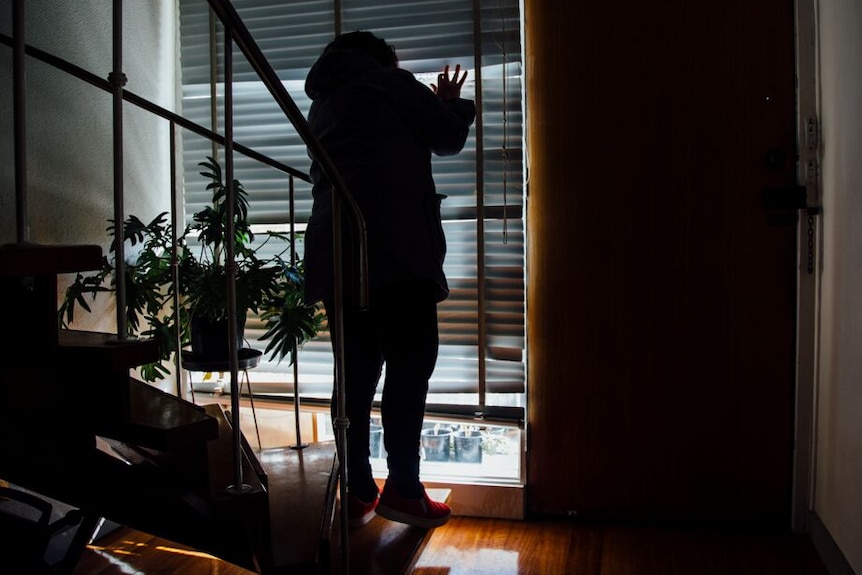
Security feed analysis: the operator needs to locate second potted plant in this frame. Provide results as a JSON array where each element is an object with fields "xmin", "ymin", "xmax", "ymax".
[{"xmin": 59, "ymin": 156, "xmax": 324, "ymax": 382}]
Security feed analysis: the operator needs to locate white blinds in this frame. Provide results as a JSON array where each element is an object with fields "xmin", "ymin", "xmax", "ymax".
[{"xmin": 178, "ymin": 0, "xmax": 525, "ymax": 419}]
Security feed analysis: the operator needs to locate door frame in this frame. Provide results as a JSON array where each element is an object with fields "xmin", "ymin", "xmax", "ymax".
[{"xmin": 791, "ymin": 0, "xmax": 821, "ymax": 534}]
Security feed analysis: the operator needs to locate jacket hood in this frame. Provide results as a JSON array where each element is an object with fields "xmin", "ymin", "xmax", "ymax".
[{"xmin": 305, "ymin": 49, "xmax": 384, "ymax": 100}]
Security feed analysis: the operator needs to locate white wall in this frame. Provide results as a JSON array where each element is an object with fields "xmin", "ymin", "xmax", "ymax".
[
  {"xmin": 0, "ymin": 0, "xmax": 179, "ymax": 391},
  {"xmin": 815, "ymin": 0, "xmax": 862, "ymax": 573}
]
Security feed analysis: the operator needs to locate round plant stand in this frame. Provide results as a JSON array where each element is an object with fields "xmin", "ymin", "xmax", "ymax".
[{"xmin": 182, "ymin": 348, "xmax": 263, "ymax": 449}]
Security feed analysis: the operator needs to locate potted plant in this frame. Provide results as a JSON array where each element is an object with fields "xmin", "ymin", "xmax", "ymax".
[
  {"xmin": 420, "ymin": 423, "xmax": 453, "ymax": 462},
  {"xmin": 59, "ymin": 156, "xmax": 325, "ymax": 382},
  {"xmin": 452, "ymin": 424, "xmax": 483, "ymax": 463}
]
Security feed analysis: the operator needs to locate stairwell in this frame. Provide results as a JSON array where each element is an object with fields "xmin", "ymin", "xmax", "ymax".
[
  {"xmin": 0, "ymin": 238, "xmax": 444, "ymax": 575},
  {"xmin": 0, "ymin": 242, "xmax": 338, "ymax": 574},
  {"xmin": 1, "ymin": 1, "xmax": 446, "ymax": 572}
]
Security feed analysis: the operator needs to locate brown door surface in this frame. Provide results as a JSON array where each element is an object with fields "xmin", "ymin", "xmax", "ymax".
[{"xmin": 526, "ymin": 0, "xmax": 799, "ymax": 526}]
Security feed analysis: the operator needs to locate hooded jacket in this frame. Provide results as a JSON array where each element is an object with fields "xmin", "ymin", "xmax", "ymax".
[{"xmin": 303, "ymin": 48, "xmax": 476, "ymax": 306}]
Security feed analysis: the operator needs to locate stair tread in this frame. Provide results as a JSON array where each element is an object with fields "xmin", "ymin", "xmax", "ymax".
[
  {"xmin": 255, "ymin": 441, "xmax": 338, "ymax": 574},
  {"xmin": 331, "ymin": 488, "xmax": 450, "ymax": 575},
  {"xmin": 93, "ymin": 379, "xmax": 219, "ymax": 449},
  {"xmin": 58, "ymin": 329, "xmax": 160, "ymax": 371},
  {"xmin": 0, "ymin": 242, "xmax": 102, "ymax": 277}
]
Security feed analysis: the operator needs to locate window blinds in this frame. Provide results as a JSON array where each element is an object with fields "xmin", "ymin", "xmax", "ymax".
[{"xmin": 179, "ymin": 0, "xmax": 525, "ymax": 419}]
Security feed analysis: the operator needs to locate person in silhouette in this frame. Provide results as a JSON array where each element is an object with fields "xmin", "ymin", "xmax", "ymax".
[{"xmin": 303, "ymin": 30, "xmax": 475, "ymax": 528}]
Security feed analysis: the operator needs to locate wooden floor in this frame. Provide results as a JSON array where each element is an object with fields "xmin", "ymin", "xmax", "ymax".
[
  {"xmin": 72, "ymin": 516, "xmax": 829, "ymax": 575},
  {"xmin": 65, "ymin": 402, "xmax": 829, "ymax": 574}
]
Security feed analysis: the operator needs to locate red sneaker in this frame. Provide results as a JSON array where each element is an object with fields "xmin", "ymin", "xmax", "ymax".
[
  {"xmin": 347, "ymin": 493, "xmax": 379, "ymax": 528},
  {"xmin": 376, "ymin": 481, "xmax": 451, "ymax": 528}
]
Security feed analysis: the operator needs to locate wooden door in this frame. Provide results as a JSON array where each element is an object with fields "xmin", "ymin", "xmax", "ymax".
[{"xmin": 526, "ymin": 0, "xmax": 800, "ymax": 526}]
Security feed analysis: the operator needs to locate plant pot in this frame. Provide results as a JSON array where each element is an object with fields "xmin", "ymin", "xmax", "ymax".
[
  {"xmin": 421, "ymin": 427, "xmax": 452, "ymax": 462},
  {"xmin": 453, "ymin": 429, "xmax": 483, "ymax": 463},
  {"xmin": 190, "ymin": 313, "xmax": 247, "ymax": 361}
]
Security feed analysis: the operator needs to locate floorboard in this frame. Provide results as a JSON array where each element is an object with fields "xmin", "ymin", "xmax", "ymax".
[{"xmin": 71, "ymin": 516, "xmax": 829, "ymax": 575}]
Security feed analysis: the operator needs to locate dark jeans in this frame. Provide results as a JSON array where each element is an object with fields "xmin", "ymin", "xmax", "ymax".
[{"xmin": 326, "ymin": 279, "xmax": 439, "ymax": 501}]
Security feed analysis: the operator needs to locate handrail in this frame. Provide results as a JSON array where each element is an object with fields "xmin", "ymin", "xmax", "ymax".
[
  {"xmin": 0, "ymin": 33, "xmax": 309, "ymax": 183},
  {"xmin": 206, "ymin": 1, "xmax": 362, "ymax": 571},
  {"xmin": 110, "ymin": 0, "xmax": 127, "ymax": 341},
  {"xmin": 6, "ymin": 1, "xmax": 361, "ymax": 568},
  {"xmin": 205, "ymin": 0, "xmax": 369, "ymax": 309}
]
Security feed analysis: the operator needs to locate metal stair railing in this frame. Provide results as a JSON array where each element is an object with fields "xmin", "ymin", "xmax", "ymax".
[
  {"xmin": 206, "ymin": 2, "xmax": 367, "ymax": 571},
  {"xmin": 6, "ymin": 0, "xmax": 366, "ymax": 570}
]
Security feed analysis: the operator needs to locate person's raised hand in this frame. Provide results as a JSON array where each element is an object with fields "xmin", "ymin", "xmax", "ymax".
[{"xmin": 432, "ymin": 64, "xmax": 467, "ymax": 100}]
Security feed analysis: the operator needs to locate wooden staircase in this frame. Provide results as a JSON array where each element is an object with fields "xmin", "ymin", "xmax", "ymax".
[
  {"xmin": 0, "ymin": 242, "xmax": 444, "ymax": 574},
  {"xmin": 0, "ymin": 241, "xmax": 338, "ymax": 574}
]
